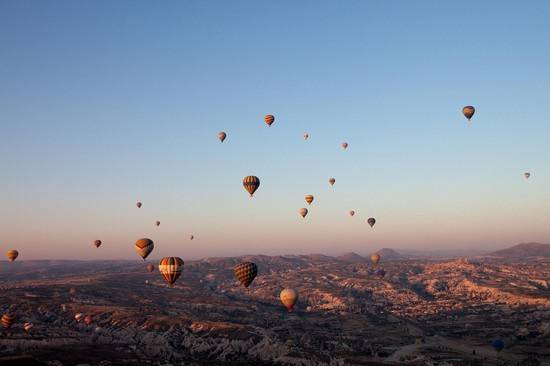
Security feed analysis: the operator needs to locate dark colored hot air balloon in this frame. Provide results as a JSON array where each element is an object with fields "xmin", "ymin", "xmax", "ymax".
[
  {"xmin": 7, "ymin": 250, "xmax": 18, "ymax": 262},
  {"xmin": 190, "ymin": 234, "xmax": 194, "ymax": 240},
  {"xmin": 84, "ymin": 315, "xmax": 93, "ymax": 326},
  {"xmin": 264, "ymin": 115, "xmax": 275, "ymax": 126},
  {"xmin": 305, "ymin": 195, "xmax": 314, "ymax": 205},
  {"xmin": 349, "ymin": 210, "xmax": 355, "ymax": 217},
  {"xmin": 234, "ymin": 262, "xmax": 258, "ymax": 288},
  {"xmin": 367, "ymin": 217, "xmax": 376, "ymax": 228},
  {"xmin": 159, "ymin": 257, "xmax": 184, "ymax": 287},
  {"xmin": 299, "ymin": 208, "xmax": 308, "ymax": 218},
  {"xmin": 1, "ymin": 313, "xmax": 14, "ymax": 329},
  {"xmin": 524, "ymin": 172, "xmax": 531, "ymax": 179},
  {"xmin": 136, "ymin": 201, "xmax": 142, "ymax": 208},
  {"xmin": 329, "ymin": 178, "xmax": 335, "ymax": 186},
  {"xmin": 218, "ymin": 131, "xmax": 227, "ymax": 142},
  {"xmin": 492, "ymin": 339, "xmax": 504, "ymax": 352},
  {"xmin": 370, "ymin": 253, "xmax": 381, "ymax": 266},
  {"xmin": 135, "ymin": 238, "xmax": 154, "ymax": 260},
  {"xmin": 93, "ymin": 240, "xmax": 102, "ymax": 248},
  {"xmin": 462, "ymin": 106, "xmax": 475, "ymax": 121},
  {"xmin": 146, "ymin": 264, "xmax": 155, "ymax": 273},
  {"xmin": 280, "ymin": 288, "xmax": 298, "ymax": 312},
  {"xmin": 243, "ymin": 176, "xmax": 260, "ymax": 197},
  {"xmin": 155, "ymin": 220, "xmax": 160, "ymax": 227}
]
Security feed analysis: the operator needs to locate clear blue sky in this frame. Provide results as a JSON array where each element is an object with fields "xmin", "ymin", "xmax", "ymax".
[{"xmin": 1, "ymin": 1, "xmax": 549, "ymax": 260}]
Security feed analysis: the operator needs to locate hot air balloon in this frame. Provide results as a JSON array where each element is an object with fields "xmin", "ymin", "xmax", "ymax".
[
  {"xmin": 146, "ymin": 264, "xmax": 155, "ymax": 273},
  {"xmin": 462, "ymin": 106, "xmax": 475, "ymax": 121},
  {"xmin": 134, "ymin": 238, "xmax": 154, "ymax": 260},
  {"xmin": 136, "ymin": 201, "xmax": 142, "ymax": 208},
  {"xmin": 264, "ymin": 114, "xmax": 275, "ymax": 126},
  {"xmin": 367, "ymin": 217, "xmax": 376, "ymax": 228},
  {"xmin": 93, "ymin": 240, "xmax": 102, "ymax": 248},
  {"xmin": 370, "ymin": 253, "xmax": 381, "ymax": 266},
  {"xmin": 305, "ymin": 195, "xmax": 314, "ymax": 205},
  {"xmin": 23, "ymin": 322, "xmax": 33, "ymax": 333},
  {"xmin": 190, "ymin": 234, "xmax": 194, "ymax": 240},
  {"xmin": 329, "ymin": 178, "xmax": 335, "ymax": 186},
  {"xmin": 303, "ymin": 133, "xmax": 309, "ymax": 140},
  {"xmin": 524, "ymin": 172, "xmax": 531, "ymax": 179},
  {"xmin": 155, "ymin": 220, "xmax": 160, "ymax": 227},
  {"xmin": 74, "ymin": 313, "xmax": 84, "ymax": 323},
  {"xmin": 492, "ymin": 339, "xmax": 504, "ymax": 353},
  {"xmin": 84, "ymin": 315, "xmax": 93, "ymax": 326},
  {"xmin": 349, "ymin": 210, "xmax": 355, "ymax": 217},
  {"xmin": 7, "ymin": 250, "xmax": 18, "ymax": 262},
  {"xmin": 341, "ymin": 142, "xmax": 348, "ymax": 149},
  {"xmin": 1, "ymin": 314, "xmax": 14, "ymax": 329},
  {"xmin": 299, "ymin": 208, "xmax": 308, "ymax": 218},
  {"xmin": 280, "ymin": 288, "xmax": 298, "ymax": 312},
  {"xmin": 234, "ymin": 262, "xmax": 258, "ymax": 288},
  {"xmin": 243, "ymin": 176, "xmax": 260, "ymax": 197},
  {"xmin": 159, "ymin": 257, "xmax": 184, "ymax": 287},
  {"xmin": 218, "ymin": 131, "xmax": 227, "ymax": 142}
]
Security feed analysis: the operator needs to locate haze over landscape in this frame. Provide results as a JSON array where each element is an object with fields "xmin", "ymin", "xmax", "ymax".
[{"xmin": 1, "ymin": 1, "xmax": 550, "ymax": 365}]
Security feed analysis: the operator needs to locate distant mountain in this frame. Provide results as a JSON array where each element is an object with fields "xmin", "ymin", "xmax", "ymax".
[
  {"xmin": 337, "ymin": 252, "xmax": 365, "ymax": 262},
  {"xmin": 376, "ymin": 248, "xmax": 404, "ymax": 261},
  {"xmin": 490, "ymin": 243, "xmax": 550, "ymax": 258}
]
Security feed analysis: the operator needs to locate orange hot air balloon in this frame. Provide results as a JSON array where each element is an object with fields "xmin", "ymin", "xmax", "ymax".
[
  {"xmin": 367, "ymin": 217, "xmax": 376, "ymax": 228},
  {"xmin": 1, "ymin": 313, "xmax": 14, "ymax": 329},
  {"xmin": 84, "ymin": 315, "xmax": 93, "ymax": 326},
  {"xmin": 243, "ymin": 176, "xmax": 260, "ymax": 197},
  {"xmin": 299, "ymin": 208, "xmax": 308, "ymax": 218},
  {"xmin": 341, "ymin": 142, "xmax": 348, "ymax": 149},
  {"xmin": 349, "ymin": 210, "xmax": 355, "ymax": 217},
  {"xmin": 146, "ymin": 264, "xmax": 155, "ymax": 273},
  {"xmin": 303, "ymin": 133, "xmax": 309, "ymax": 140},
  {"xmin": 370, "ymin": 253, "xmax": 381, "ymax": 266},
  {"xmin": 136, "ymin": 201, "xmax": 142, "ymax": 208},
  {"xmin": 74, "ymin": 313, "xmax": 84, "ymax": 323},
  {"xmin": 264, "ymin": 114, "xmax": 275, "ymax": 126},
  {"xmin": 280, "ymin": 288, "xmax": 298, "ymax": 312},
  {"xmin": 159, "ymin": 257, "xmax": 184, "ymax": 287},
  {"xmin": 305, "ymin": 195, "xmax": 314, "ymax": 205},
  {"xmin": 134, "ymin": 238, "xmax": 154, "ymax": 260},
  {"xmin": 234, "ymin": 262, "xmax": 258, "ymax": 288},
  {"xmin": 329, "ymin": 178, "xmax": 336, "ymax": 186},
  {"xmin": 218, "ymin": 131, "xmax": 227, "ymax": 142},
  {"xmin": 155, "ymin": 220, "xmax": 160, "ymax": 227},
  {"xmin": 93, "ymin": 240, "xmax": 102, "ymax": 248},
  {"xmin": 7, "ymin": 250, "xmax": 18, "ymax": 262},
  {"xmin": 462, "ymin": 106, "xmax": 475, "ymax": 121},
  {"xmin": 23, "ymin": 322, "xmax": 33, "ymax": 333}
]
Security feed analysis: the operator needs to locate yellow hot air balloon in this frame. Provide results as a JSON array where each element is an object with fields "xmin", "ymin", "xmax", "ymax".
[
  {"xmin": 303, "ymin": 133, "xmax": 309, "ymax": 140},
  {"xmin": 462, "ymin": 106, "xmax": 475, "ymax": 121},
  {"xmin": 218, "ymin": 131, "xmax": 227, "ymax": 142},
  {"xmin": 264, "ymin": 114, "xmax": 275, "ymax": 126},
  {"xmin": 329, "ymin": 178, "xmax": 336, "ymax": 186},
  {"xmin": 93, "ymin": 240, "xmax": 102, "ymax": 248},
  {"xmin": 349, "ymin": 210, "xmax": 355, "ymax": 217},
  {"xmin": 280, "ymin": 288, "xmax": 298, "ymax": 312},
  {"xmin": 299, "ymin": 208, "xmax": 308, "ymax": 218},
  {"xmin": 158, "ymin": 257, "xmax": 184, "ymax": 287},
  {"xmin": 370, "ymin": 253, "xmax": 381, "ymax": 266},
  {"xmin": 305, "ymin": 195, "xmax": 314, "ymax": 205},
  {"xmin": 341, "ymin": 142, "xmax": 348, "ymax": 149},
  {"xmin": 134, "ymin": 238, "xmax": 154, "ymax": 260},
  {"xmin": 243, "ymin": 176, "xmax": 260, "ymax": 197},
  {"xmin": 7, "ymin": 250, "xmax": 18, "ymax": 262}
]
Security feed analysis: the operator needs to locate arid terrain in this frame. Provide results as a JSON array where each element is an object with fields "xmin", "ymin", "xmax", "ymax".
[{"xmin": 1, "ymin": 245, "xmax": 549, "ymax": 366}]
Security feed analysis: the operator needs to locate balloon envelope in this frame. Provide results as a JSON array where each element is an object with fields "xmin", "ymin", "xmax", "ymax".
[
  {"xmin": 84, "ymin": 315, "xmax": 93, "ymax": 326},
  {"xmin": 367, "ymin": 217, "xmax": 376, "ymax": 227},
  {"xmin": 303, "ymin": 133, "xmax": 309, "ymax": 140},
  {"xmin": 136, "ymin": 202, "xmax": 142, "ymax": 208},
  {"xmin": 74, "ymin": 313, "xmax": 83, "ymax": 322},
  {"xmin": 305, "ymin": 195, "xmax": 314, "ymax": 205},
  {"xmin": 146, "ymin": 264, "xmax": 155, "ymax": 273},
  {"xmin": 341, "ymin": 142, "xmax": 348, "ymax": 149},
  {"xmin": 7, "ymin": 250, "xmax": 18, "ymax": 262},
  {"xmin": 299, "ymin": 208, "xmax": 308, "ymax": 218},
  {"xmin": 155, "ymin": 220, "xmax": 160, "ymax": 227},
  {"xmin": 159, "ymin": 257, "xmax": 184, "ymax": 287},
  {"xmin": 243, "ymin": 176, "xmax": 260, "ymax": 197},
  {"xmin": 264, "ymin": 114, "xmax": 275, "ymax": 126},
  {"xmin": 1, "ymin": 314, "xmax": 14, "ymax": 329},
  {"xmin": 218, "ymin": 131, "xmax": 227, "ymax": 142},
  {"xmin": 524, "ymin": 172, "xmax": 531, "ymax": 179},
  {"xmin": 93, "ymin": 240, "xmax": 102, "ymax": 248},
  {"xmin": 234, "ymin": 262, "xmax": 258, "ymax": 288},
  {"xmin": 462, "ymin": 106, "xmax": 475, "ymax": 121},
  {"xmin": 280, "ymin": 288, "xmax": 298, "ymax": 312},
  {"xmin": 329, "ymin": 178, "xmax": 335, "ymax": 186},
  {"xmin": 134, "ymin": 238, "xmax": 154, "ymax": 260},
  {"xmin": 23, "ymin": 322, "xmax": 33, "ymax": 333},
  {"xmin": 370, "ymin": 253, "xmax": 381, "ymax": 266},
  {"xmin": 349, "ymin": 210, "xmax": 355, "ymax": 217}
]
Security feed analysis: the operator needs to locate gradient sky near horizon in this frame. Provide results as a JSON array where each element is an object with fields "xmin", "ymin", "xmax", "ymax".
[{"xmin": 1, "ymin": 1, "xmax": 549, "ymax": 260}]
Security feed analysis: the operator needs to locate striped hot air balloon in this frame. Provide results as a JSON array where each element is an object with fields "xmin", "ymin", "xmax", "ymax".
[
  {"xmin": 234, "ymin": 262, "xmax": 258, "ymax": 288},
  {"xmin": 134, "ymin": 238, "xmax": 154, "ymax": 260},
  {"xmin": 305, "ymin": 195, "xmax": 314, "ymax": 205},
  {"xmin": 159, "ymin": 257, "xmax": 184, "ymax": 287},
  {"xmin": 23, "ymin": 322, "xmax": 33, "ymax": 333},
  {"xmin": 7, "ymin": 250, "xmax": 18, "ymax": 262},
  {"xmin": 243, "ymin": 176, "xmax": 260, "ymax": 197},
  {"xmin": 93, "ymin": 240, "xmax": 102, "ymax": 248},
  {"xmin": 264, "ymin": 114, "xmax": 275, "ymax": 126},
  {"xmin": 1, "ymin": 314, "xmax": 14, "ymax": 329},
  {"xmin": 462, "ymin": 106, "xmax": 475, "ymax": 121}
]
